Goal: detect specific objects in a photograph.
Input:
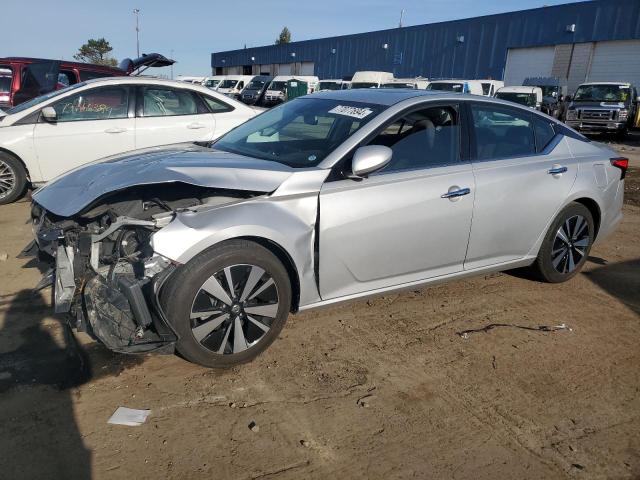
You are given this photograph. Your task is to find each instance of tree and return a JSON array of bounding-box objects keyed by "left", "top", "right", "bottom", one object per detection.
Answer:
[
  {"left": 275, "top": 27, "right": 291, "bottom": 45},
  {"left": 74, "top": 38, "right": 118, "bottom": 67}
]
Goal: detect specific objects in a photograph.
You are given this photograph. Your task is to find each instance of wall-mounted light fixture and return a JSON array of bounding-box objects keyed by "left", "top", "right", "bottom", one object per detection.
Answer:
[
  {"left": 331, "top": 48, "right": 336, "bottom": 54},
  {"left": 221, "top": 59, "right": 226, "bottom": 64},
  {"left": 382, "top": 43, "right": 389, "bottom": 50},
  {"left": 456, "top": 35, "right": 465, "bottom": 43},
  {"left": 290, "top": 52, "right": 296, "bottom": 58},
  {"left": 566, "top": 23, "right": 576, "bottom": 32},
  {"left": 250, "top": 56, "right": 255, "bottom": 61}
]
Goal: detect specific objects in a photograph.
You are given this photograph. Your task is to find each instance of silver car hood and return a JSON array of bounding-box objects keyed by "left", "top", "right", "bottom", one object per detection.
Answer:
[{"left": 32, "top": 144, "right": 297, "bottom": 217}]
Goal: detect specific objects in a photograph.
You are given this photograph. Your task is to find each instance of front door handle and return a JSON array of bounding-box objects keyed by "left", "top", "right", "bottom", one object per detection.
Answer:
[
  {"left": 441, "top": 187, "right": 471, "bottom": 199},
  {"left": 104, "top": 127, "right": 127, "bottom": 134},
  {"left": 187, "top": 122, "right": 206, "bottom": 129},
  {"left": 548, "top": 165, "right": 568, "bottom": 175}
]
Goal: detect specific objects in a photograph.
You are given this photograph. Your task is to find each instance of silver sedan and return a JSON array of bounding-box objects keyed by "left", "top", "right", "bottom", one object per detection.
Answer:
[{"left": 31, "top": 89, "right": 626, "bottom": 367}]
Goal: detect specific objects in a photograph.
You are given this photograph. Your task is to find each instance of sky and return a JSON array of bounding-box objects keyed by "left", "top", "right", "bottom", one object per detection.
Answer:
[{"left": 4, "top": 0, "right": 582, "bottom": 77}]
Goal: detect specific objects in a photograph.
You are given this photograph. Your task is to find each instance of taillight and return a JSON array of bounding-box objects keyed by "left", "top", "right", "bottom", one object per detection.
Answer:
[{"left": 610, "top": 157, "right": 629, "bottom": 179}]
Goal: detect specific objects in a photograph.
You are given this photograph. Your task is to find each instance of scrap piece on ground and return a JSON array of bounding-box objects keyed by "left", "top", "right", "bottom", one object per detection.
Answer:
[{"left": 107, "top": 407, "right": 151, "bottom": 426}]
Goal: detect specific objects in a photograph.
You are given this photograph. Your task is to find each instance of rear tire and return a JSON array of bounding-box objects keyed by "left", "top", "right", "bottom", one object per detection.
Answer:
[
  {"left": 161, "top": 240, "right": 292, "bottom": 368},
  {"left": 0, "top": 152, "right": 28, "bottom": 205},
  {"left": 530, "top": 202, "right": 594, "bottom": 283}
]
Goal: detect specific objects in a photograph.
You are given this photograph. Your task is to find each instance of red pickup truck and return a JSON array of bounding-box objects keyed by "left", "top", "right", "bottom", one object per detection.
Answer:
[{"left": 0, "top": 53, "right": 174, "bottom": 109}]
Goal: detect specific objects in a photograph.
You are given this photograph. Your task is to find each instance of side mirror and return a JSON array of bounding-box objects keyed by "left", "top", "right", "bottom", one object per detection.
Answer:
[
  {"left": 41, "top": 106, "right": 57, "bottom": 122},
  {"left": 351, "top": 145, "right": 393, "bottom": 179}
]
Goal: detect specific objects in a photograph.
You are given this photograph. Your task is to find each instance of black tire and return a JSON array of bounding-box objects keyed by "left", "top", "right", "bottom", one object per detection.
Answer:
[
  {"left": 530, "top": 202, "right": 594, "bottom": 283},
  {"left": 161, "top": 239, "right": 292, "bottom": 368},
  {"left": 0, "top": 152, "right": 28, "bottom": 205}
]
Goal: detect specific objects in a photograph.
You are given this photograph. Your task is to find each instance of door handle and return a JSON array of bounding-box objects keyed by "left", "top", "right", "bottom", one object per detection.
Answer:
[
  {"left": 441, "top": 187, "right": 471, "bottom": 199},
  {"left": 187, "top": 122, "right": 206, "bottom": 129},
  {"left": 548, "top": 166, "right": 568, "bottom": 175},
  {"left": 104, "top": 127, "right": 127, "bottom": 134}
]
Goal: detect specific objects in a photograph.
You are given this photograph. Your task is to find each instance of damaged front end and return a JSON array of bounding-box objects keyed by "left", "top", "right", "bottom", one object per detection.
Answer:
[{"left": 28, "top": 183, "right": 254, "bottom": 354}]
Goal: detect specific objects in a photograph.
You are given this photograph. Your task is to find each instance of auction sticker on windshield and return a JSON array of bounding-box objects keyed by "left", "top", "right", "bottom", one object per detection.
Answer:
[{"left": 329, "top": 105, "right": 374, "bottom": 119}]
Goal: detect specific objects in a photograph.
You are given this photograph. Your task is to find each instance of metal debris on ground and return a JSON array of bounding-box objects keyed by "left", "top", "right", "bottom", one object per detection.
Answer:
[
  {"left": 457, "top": 323, "right": 572, "bottom": 339},
  {"left": 107, "top": 407, "right": 151, "bottom": 426},
  {"left": 248, "top": 421, "right": 259, "bottom": 432}
]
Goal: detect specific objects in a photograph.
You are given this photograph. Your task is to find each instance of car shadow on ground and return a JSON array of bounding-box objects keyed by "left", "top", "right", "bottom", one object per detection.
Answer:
[
  {"left": 0, "top": 289, "right": 144, "bottom": 479},
  {"left": 582, "top": 258, "right": 640, "bottom": 316}
]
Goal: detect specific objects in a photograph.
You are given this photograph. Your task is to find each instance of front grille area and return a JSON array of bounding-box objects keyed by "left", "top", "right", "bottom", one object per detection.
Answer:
[{"left": 580, "top": 109, "right": 613, "bottom": 121}]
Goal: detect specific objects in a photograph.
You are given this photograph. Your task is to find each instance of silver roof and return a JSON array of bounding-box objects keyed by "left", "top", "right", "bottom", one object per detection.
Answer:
[{"left": 309, "top": 88, "right": 449, "bottom": 106}]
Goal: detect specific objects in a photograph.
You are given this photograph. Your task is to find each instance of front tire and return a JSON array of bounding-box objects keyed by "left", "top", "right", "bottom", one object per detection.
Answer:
[
  {"left": 161, "top": 240, "right": 292, "bottom": 368},
  {"left": 0, "top": 152, "right": 28, "bottom": 205},
  {"left": 531, "top": 202, "right": 594, "bottom": 283}
]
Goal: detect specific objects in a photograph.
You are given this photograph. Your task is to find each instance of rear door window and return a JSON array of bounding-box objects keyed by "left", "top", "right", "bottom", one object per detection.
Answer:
[
  {"left": 51, "top": 86, "right": 130, "bottom": 122},
  {"left": 533, "top": 116, "right": 556, "bottom": 152},
  {"left": 142, "top": 87, "right": 208, "bottom": 117},
  {"left": 471, "top": 104, "right": 535, "bottom": 160}
]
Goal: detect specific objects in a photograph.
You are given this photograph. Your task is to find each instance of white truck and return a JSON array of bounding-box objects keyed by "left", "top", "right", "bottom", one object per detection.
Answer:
[
  {"left": 202, "top": 76, "right": 225, "bottom": 90},
  {"left": 381, "top": 77, "right": 429, "bottom": 89},
  {"left": 216, "top": 75, "right": 255, "bottom": 98},
  {"left": 351, "top": 71, "right": 394, "bottom": 89},
  {"left": 494, "top": 86, "right": 543, "bottom": 110},
  {"left": 478, "top": 80, "right": 504, "bottom": 97},
  {"left": 426, "top": 79, "right": 484, "bottom": 96},
  {"left": 264, "top": 75, "right": 320, "bottom": 105},
  {"left": 318, "top": 79, "right": 351, "bottom": 91}
]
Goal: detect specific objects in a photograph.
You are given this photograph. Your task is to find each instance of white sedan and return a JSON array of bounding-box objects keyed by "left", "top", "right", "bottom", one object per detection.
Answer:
[{"left": 0, "top": 77, "right": 259, "bottom": 204}]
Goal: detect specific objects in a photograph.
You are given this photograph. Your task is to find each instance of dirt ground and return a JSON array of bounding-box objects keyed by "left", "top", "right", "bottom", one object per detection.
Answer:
[{"left": 1, "top": 136, "right": 639, "bottom": 480}]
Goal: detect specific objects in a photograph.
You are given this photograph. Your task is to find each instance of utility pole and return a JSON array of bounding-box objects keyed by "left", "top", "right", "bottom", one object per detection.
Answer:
[
  {"left": 133, "top": 8, "right": 140, "bottom": 58},
  {"left": 399, "top": 9, "right": 405, "bottom": 28}
]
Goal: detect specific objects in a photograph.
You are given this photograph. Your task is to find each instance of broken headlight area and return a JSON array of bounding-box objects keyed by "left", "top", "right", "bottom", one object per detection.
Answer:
[{"left": 28, "top": 183, "right": 254, "bottom": 354}]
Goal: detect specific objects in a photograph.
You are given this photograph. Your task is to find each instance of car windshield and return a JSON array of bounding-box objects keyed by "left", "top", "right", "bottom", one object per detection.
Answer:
[
  {"left": 538, "top": 85, "right": 558, "bottom": 97},
  {"left": 427, "top": 82, "right": 464, "bottom": 92},
  {"left": 214, "top": 97, "right": 385, "bottom": 167},
  {"left": 319, "top": 81, "right": 341, "bottom": 90},
  {"left": 204, "top": 79, "right": 220, "bottom": 87},
  {"left": 219, "top": 79, "right": 239, "bottom": 88},
  {"left": 247, "top": 80, "right": 266, "bottom": 90},
  {"left": 574, "top": 85, "right": 631, "bottom": 103},
  {"left": 495, "top": 92, "right": 536, "bottom": 107},
  {"left": 5, "top": 82, "right": 86, "bottom": 115},
  {"left": 351, "top": 82, "right": 378, "bottom": 89},
  {"left": 268, "top": 81, "right": 287, "bottom": 92}
]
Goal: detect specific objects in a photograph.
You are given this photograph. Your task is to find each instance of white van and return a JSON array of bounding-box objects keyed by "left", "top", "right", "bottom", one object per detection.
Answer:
[
  {"left": 478, "top": 80, "right": 504, "bottom": 97},
  {"left": 264, "top": 75, "right": 320, "bottom": 105},
  {"left": 351, "top": 71, "right": 395, "bottom": 89},
  {"left": 202, "top": 76, "right": 225, "bottom": 90},
  {"left": 176, "top": 76, "right": 206, "bottom": 84},
  {"left": 494, "top": 86, "right": 543, "bottom": 110},
  {"left": 216, "top": 75, "right": 255, "bottom": 98},
  {"left": 381, "top": 77, "right": 430, "bottom": 89},
  {"left": 426, "top": 80, "right": 484, "bottom": 96},
  {"left": 318, "top": 79, "right": 351, "bottom": 91}
]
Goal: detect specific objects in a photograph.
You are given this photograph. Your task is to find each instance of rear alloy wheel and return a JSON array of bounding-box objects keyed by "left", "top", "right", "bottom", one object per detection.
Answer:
[
  {"left": 162, "top": 240, "right": 291, "bottom": 367},
  {"left": 531, "top": 202, "right": 594, "bottom": 283},
  {"left": 0, "top": 153, "right": 28, "bottom": 205}
]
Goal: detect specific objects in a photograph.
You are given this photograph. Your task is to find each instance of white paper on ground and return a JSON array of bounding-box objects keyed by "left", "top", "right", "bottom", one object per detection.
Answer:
[{"left": 107, "top": 407, "right": 151, "bottom": 426}]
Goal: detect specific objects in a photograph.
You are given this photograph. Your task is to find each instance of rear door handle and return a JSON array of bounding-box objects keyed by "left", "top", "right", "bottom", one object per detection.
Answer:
[
  {"left": 104, "top": 127, "right": 127, "bottom": 134},
  {"left": 441, "top": 187, "right": 471, "bottom": 199},
  {"left": 187, "top": 122, "right": 206, "bottom": 129},
  {"left": 548, "top": 166, "right": 568, "bottom": 175}
]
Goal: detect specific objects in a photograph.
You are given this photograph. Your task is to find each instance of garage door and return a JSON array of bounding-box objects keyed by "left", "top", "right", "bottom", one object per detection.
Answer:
[
  {"left": 588, "top": 40, "right": 640, "bottom": 86},
  {"left": 503, "top": 46, "right": 555, "bottom": 86},
  {"left": 300, "top": 62, "right": 315, "bottom": 75}
]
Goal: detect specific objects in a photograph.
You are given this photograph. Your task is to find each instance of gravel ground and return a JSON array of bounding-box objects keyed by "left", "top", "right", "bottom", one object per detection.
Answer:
[{"left": 0, "top": 137, "right": 638, "bottom": 480}]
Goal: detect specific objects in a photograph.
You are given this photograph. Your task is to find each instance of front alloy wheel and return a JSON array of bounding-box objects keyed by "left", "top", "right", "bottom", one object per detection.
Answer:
[
  {"left": 190, "top": 264, "right": 279, "bottom": 355},
  {"left": 162, "top": 240, "right": 292, "bottom": 367}
]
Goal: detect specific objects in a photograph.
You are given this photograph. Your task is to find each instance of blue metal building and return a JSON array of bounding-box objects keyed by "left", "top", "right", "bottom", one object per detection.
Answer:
[{"left": 211, "top": 0, "right": 640, "bottom": 89}]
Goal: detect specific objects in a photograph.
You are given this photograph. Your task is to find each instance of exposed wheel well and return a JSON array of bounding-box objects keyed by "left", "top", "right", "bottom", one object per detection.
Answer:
[
  {"left": 573, "top": 197, "right": 601, "bottom": 239},
  {"left": 0, "top": 148, "right": 30, "bottom": 183},
  {"left": 238, "top": 236, "right": 301, "bottom": 313}
]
